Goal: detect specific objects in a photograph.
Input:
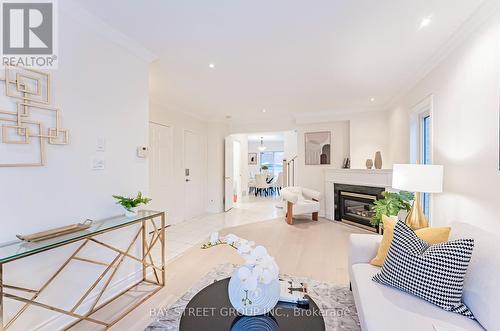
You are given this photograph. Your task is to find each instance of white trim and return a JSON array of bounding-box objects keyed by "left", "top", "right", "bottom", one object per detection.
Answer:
[
  {"left": 418, "top": 111, "right": 431, "bottom": 164},
  {"left": 60, "top": 0, "right": 158, "bottom": 63},
  {"left": 293, "top": 109, "right": 387, "bottom": 124},
  {"left": 149, "top": 120, "right": 173, "bottom": 130},
  {"left": 149, "top": 101, "right": 211, "bottom": 123},
  {"left": 410, "top": 95, "right": 433, "bottom": 163},
  {"left": 409, "top": 95, "right": 435, "bottom": 224}
]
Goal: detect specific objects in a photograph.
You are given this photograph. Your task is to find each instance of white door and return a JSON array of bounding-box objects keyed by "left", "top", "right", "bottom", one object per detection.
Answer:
[
  {"left": 184, "top": 130, "right": 204, "bottom": 220},
  {"left": 224, "top": 136, "right": 234, "bottom": 211},
  {"left": 149, "top": 122, "right": 174, "bottom": 219},
  {"left": 233, "top": 140, "right": 241, "bottom": 202}
]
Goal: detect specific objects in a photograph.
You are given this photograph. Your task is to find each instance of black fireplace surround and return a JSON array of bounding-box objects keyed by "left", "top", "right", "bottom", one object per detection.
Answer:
[{"left": 334, "top": 184, "right": 385, "bottom": 232}]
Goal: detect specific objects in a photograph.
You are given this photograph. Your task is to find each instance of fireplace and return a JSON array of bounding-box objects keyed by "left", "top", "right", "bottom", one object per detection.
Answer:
[{"left": 334, "top": 184, "right": 385, "bottom": 232}]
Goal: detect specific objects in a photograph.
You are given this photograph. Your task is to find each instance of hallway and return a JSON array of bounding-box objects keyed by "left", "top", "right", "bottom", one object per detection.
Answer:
[{"left": 166, "top": 195, "right": 285, "bottom": 262}]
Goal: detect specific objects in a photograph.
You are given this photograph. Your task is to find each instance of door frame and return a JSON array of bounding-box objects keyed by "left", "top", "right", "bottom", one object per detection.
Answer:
[
  {"left": 148, "top": 120, "right": 174, "bottom": 219},
  {"left": 224, "top": 136, "right": 234, "bottom": 212}
]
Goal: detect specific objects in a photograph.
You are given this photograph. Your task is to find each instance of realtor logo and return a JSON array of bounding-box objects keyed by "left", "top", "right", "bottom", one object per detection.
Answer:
[{"left": 1, "top": 0, "right": 58, "bottom": 68}]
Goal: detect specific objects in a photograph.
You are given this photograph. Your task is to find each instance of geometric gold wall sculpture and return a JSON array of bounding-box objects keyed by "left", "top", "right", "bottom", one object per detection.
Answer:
[{"left": 0, "top": 65, "right": 68, "bottom": 167}]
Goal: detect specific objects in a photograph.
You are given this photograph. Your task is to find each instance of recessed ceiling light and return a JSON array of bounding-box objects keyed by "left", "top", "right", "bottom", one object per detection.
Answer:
[
  {"left": 262, "top": 109, "right": 267, "bottom": 113},
  {"left": 370, "top": 98, "right": 375, "bottom": 102},
  {"left": 419, "top": 16, "right": 432, "bottom": 29},
  {"left": 209, "top": 63, "right": 215, "bottom": 69}
]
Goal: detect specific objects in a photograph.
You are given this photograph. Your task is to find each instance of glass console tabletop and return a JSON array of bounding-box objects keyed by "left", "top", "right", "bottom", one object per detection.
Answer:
[{"left": 0, "top": 210, "right": 163, "bottom": 263}]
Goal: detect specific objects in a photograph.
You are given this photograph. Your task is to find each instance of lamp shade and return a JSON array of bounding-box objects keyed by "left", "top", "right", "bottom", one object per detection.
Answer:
[{"left": 392, "top": 164, "right": 443, "bottom": 193}]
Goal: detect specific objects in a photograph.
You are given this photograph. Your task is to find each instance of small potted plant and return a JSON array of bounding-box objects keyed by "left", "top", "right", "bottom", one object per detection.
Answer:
[
  {"left": 112, "top": 192, "right": 151, "bottom": 217},
  {"left": 371, "top": 191, "right": 413, "bottom": 233}
]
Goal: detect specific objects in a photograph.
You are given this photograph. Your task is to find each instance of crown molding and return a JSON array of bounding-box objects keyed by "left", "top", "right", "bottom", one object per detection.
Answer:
[
  {"left": 61, "top": 0, "right": 158, "bottom": 63},
  {"left": 293, "top": 108, "right": 389, "bottom": 124},
  {"left": 149, "top": 99, "right": 213, "bottom": 123},
  {"left": 386, "top": 0, "right": 500, "bottom": 107}
]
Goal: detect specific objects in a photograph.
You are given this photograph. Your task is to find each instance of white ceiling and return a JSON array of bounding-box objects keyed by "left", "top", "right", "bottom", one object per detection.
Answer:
[{"left": 75, "top": 0, "right": 486, "bottom": 123}]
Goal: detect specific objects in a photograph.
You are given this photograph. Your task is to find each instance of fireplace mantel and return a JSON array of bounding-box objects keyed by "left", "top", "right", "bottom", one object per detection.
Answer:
[{"left": 324, "top": 169, "right": 393, "bottom": 220}]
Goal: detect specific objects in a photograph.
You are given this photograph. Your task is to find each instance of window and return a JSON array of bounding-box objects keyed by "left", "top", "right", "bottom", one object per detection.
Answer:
[
  {"left": 411, "top": 95, "right": 433, "bottom": 220},
  {"left": 260, "top": 151, "right": 284, "bottom": 177},
  {"left": 421, "top": 113, "right": 431, "bottom": 217}
]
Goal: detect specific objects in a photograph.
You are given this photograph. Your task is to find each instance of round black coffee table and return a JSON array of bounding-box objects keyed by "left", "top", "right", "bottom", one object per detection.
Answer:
[{"left": 179, "top": 278, "right": 325, "bottom": 330}]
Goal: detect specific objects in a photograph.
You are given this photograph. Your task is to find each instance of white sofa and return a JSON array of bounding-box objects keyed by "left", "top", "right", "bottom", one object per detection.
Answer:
[{"left": 349, "top": 222, "right": 499, "bottom": 331}]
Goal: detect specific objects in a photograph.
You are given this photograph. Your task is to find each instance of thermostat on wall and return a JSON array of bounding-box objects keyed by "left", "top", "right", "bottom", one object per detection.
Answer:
[{"left": 137, "top": 146, "right": 149, "bottom": 158}]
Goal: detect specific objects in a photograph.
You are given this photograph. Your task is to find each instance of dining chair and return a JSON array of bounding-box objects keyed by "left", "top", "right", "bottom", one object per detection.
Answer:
[
  {"left": 272, "top": 172, "right": 283, "bottom": 195},
  {"left": 248, "top": 178, "right": 256, "bottom": 195},
  {"left": 255, "top": 174, "right": 271, "bottom": 196}
]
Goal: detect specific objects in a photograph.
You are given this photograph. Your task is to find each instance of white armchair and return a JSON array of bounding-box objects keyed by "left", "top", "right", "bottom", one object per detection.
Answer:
[{"left": 281, "top": 186, "right": 322, "bottom": 225}]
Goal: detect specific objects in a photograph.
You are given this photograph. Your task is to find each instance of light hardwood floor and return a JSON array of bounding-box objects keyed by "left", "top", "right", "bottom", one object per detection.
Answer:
[{"left": 110, "top": 214, "right": 367, "bottom": 330}]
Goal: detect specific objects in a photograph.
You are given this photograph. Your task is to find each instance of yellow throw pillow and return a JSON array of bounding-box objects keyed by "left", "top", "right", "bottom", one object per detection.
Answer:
[{"left": 370, "top": 215, "right": 451, "bottom": 267}]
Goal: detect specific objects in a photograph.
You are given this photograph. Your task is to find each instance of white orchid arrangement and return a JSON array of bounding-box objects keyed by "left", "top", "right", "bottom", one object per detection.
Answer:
[{"left": 202, "top": 232, "right": 280, "bottom": 293}]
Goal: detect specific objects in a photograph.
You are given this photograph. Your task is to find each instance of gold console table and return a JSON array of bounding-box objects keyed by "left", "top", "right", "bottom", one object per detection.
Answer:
[{"left": 0, "top": 210, "right": 165, "bottom": 330}]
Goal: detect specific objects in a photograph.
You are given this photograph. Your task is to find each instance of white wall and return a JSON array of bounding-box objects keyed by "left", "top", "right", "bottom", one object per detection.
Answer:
[
  {"left": 388, "top": 10, "right": 500, "bottom": 233},
  {"left": 349, "top": 111, "right": 392, "bottom": 169},
  {"left": 0, "top": 4, "right": 151, "bottom": 329},
  {"left": 207, "top": 122, "right": 229, "bottom": 211},
  {"left": 150, "top": 57, "right": 228, "bottom": 217},
  {"left": 0, "top": 10, "right": 149, "bottom": 240},
  {"left": 284, "top": 130, "right": 298, "bottom": 161},
  {"left": 295, "top": 121, "right": 350, "bottom": 215},
  {"left": 230, "top": 134, "right": 249, "bottom": 197},
  {"left": 388, "top": 106, "right": 411, "bottom": 165},
  {"left": 149, "top": 102, "right": 209, "bottom": 224}
]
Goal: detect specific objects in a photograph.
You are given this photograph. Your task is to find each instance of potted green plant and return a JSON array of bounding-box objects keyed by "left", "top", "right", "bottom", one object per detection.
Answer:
[
  {"left": 371, "top": 191, "right": 414, "bottom": 230},
  {"left": 261, "top": 165, "right": 269, "bottom": 171},
  {"left": 112, "top": 192, "right": 151, "bottom": 217}
]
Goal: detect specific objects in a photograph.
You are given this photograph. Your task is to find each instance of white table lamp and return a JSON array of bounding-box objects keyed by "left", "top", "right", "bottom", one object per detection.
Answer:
[{"left": 392, "top": 164, "right": 443, "bottom": 229}]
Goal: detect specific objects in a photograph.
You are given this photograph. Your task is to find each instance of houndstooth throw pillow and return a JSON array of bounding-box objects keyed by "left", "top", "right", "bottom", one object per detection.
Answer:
[{"left": 373, "top": 221, "right": 475, "bottom": 318}]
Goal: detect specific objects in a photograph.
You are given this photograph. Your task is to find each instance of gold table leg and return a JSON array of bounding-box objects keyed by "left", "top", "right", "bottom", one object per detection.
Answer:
[
  {"left": 5, "top": 239, "right": 89, "bottom": 329},
  {"left": 1, "top": 264, "right": 3, "bottom": 331},
  {"left": 1, "top": 213, "right": 166, "bottom": 330},
  {"left": 161, "top": 214, "right": 166, "bottom": 285}
]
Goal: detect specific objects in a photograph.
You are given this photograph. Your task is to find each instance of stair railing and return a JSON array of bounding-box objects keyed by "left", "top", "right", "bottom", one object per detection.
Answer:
[{"left": 283, "top": 156, "right": 297, "bottom": 187}]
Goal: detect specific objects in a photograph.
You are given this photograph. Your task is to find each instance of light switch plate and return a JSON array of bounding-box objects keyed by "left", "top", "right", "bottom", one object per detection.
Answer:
[
  {"left": 96, "top": 138, "right": 106, "bottom": 152},
  {"left": 91, "top": 157, "right": 105, "bottom": 170}
]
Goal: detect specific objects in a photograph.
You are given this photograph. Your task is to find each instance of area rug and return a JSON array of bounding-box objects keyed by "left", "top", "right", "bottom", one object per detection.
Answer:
[{"left": 145, "top": 263, "right": 360, "bottom": 331}]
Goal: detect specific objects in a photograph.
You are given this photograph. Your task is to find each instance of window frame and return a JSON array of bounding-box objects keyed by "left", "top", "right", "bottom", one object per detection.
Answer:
[
  {"left": 419, "top": 111, "right": 431, "bottom": 164},
  {"left": 419, "top": 111, "right": 431, "bottom": 218},
  {"left": 410, "top": 95, "right": 434, "bottom": 222}
]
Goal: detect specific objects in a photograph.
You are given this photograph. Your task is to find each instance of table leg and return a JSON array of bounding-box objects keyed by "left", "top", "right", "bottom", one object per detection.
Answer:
[
  {"left": 0, "top": 263, "right": 3, "bottom": 331},
  {"left": 142, "top": 219, "right": 146, "bottom": 282},
  {"left": 161, "top": 213, "right": 165, "bottom": 286}
]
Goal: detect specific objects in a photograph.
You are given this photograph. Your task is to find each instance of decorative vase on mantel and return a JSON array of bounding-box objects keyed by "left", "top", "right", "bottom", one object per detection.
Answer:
[
  {"left": 365, "top": 159, "right": 373, "bottom": 169},
  {"left": 374, "top": 151, "right": 382, "bottom": 169}
]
